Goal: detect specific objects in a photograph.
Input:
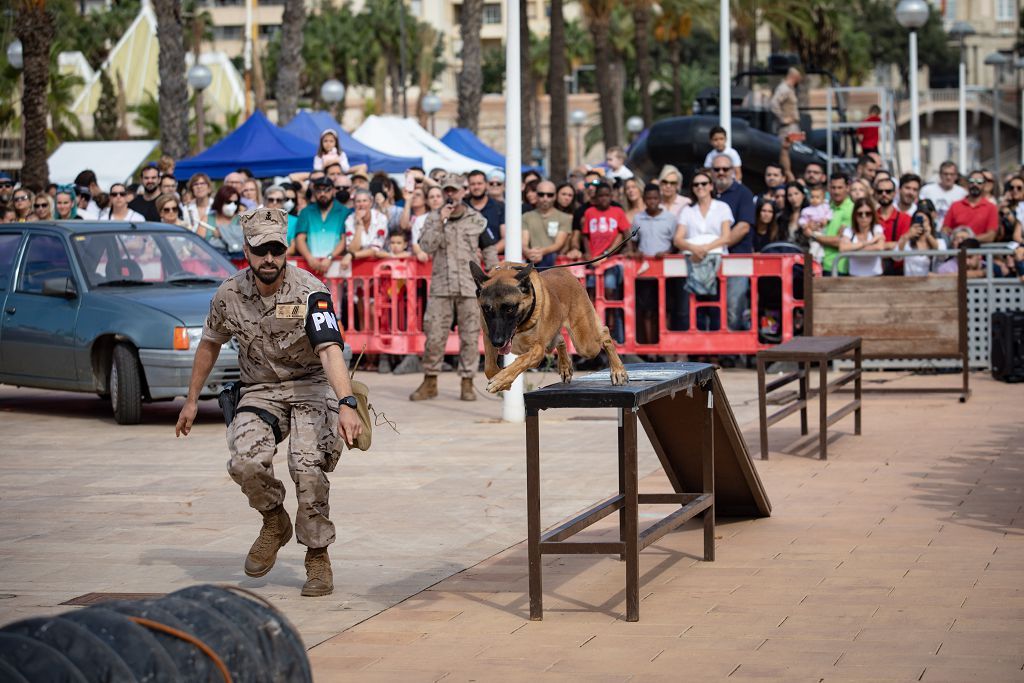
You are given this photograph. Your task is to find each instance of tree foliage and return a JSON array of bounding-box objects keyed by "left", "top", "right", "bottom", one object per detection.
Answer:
[{"left": 94, "top": 70, "right": 120, "bottom": 140}]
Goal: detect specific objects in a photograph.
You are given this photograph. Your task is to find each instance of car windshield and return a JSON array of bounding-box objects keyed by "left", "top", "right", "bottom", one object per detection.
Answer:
[{"left": 72, "top": 230, "right": 235, "bottom": 288}]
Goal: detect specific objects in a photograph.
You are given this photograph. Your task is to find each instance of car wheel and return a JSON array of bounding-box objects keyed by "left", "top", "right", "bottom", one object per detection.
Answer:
[{"left": 110, "top": 344, "right": 143, "bottom": 425}]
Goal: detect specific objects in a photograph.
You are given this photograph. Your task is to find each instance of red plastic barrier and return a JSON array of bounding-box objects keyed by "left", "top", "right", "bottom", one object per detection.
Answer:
[{"left": 283, "top": 254, "right": 815, "bottom": 356}]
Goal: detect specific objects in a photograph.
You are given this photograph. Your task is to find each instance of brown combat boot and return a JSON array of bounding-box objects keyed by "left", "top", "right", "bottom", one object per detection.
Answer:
[
  {"left": 301, "top": 547, "right": 334, "bottom": 597},
  {"left": 460, "top": 377, "right": 476, "bottom": 401},
  {"left": 409, "top": 375, "right": 438, "bottom": 401},
  {"left": 244, "top": 505, "right": 292, "bottom": 577}
]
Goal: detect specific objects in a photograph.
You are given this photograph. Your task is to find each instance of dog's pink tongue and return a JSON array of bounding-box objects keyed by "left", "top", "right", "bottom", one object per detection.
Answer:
[{"left": 499, "top": 341, "right": 513, "bottom": 354}]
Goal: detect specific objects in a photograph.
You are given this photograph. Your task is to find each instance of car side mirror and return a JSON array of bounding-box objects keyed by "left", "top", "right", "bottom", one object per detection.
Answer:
[{"left": 42, "top": 276, "right": 78, "bottom": 299}]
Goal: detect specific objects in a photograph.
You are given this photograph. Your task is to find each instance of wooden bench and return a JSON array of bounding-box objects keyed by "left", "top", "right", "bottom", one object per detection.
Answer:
[
  {"left": 756, "top": 336, "right": 862, "bottom": 460},
  {"left": 803, "top": 251, "right": 970, "bottom": 402}
]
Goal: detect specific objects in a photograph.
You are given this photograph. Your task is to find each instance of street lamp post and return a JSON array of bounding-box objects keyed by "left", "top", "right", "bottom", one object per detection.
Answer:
[
  {"left": 626, "top": 115, "right": 644, "bottom": 143},
  {"left": 320, "top": 79, "right": 346, "bottom": 122},
  {"left": 949, "top": 21, "right": 976, "bottom": 172},
  {"left": 188, "top": 63, "right": 213, "bottom": 153},
  {"left": 896, "top": 0, "right": 929, "bottom": 175},
  {"left": 570, "top": 109, "right": 587, "bottom": 168},
  {"left": 984, "top": 52, "right": 1010, "bottom": 177},
  {"left": 421, "top": 93, "right": 442, "bottom": 136}
]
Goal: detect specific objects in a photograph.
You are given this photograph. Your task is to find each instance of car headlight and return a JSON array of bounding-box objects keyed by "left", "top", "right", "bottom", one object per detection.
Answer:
[{"left": 173, "top": 326, "right": 205, "bottom": 351}]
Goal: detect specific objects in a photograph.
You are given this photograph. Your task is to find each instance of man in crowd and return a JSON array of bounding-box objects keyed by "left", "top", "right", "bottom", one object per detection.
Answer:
[
  {"left": 175, "top": 208, "right": 362, "bottom": 598},
  {"left": 160, "top": 174, "right": 179, "bottom": 197},
  {"left": 919, "top": 161, "right": 966, "bottom": 229},
  {"left": 410, "top": 175, "right": 487, "bottom": 402},
  {"left": 810, "top": 173, "right": 853, "bottom": 275},
  {"left": 129, "top": 164, "right": 161, "bottom": 221},
  {"left": 333, "top": 173, "right": 354, "bottom": 210},
  {"left": 855, "top": 155, "right": 878, "bottom": 186},
  {"left": 874, "top": 176, "right": 911, "bottom": 244},
  {"left": 770, "top": 67, "right": 802, "bottom": 140},
  {"left": 764, "top": 163, "right": 785, "bottom": 193},
  {"left": 295, "top": 176, "right": 351, "bottom": 274},
  {"left": 802, "top": 161, "right": 826, "bottom": 189},
  {"left": 711, "top": 155, "right": 755, "bottom": 331},
  {"left": 631, "top": 183, "right": 680, "bottom": 341},
  {"left": 486, "top": 170, "right": 505, "bottom": 202},
  {"left": 0, "top": 173, "right": 14, "bottom": 209},
  {"left": 223, "top": 171, "right": 250, "bottom": 208},
  {"left": 944, "top": 169, "right": 999, "bottom": 241},
  {"left": 465, "top": 169, "right": 504, "bottom": 269},
  {"left": 522, "top": 180, "right": 570, "bottom": 267},
  {"left": 897, "top": 173, "right": 920, "bottom": 216}
]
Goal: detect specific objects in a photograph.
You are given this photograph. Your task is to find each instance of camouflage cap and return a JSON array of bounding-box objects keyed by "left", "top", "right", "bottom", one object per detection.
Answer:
[
  {"left": 441, "top": 173, "right": 463, "bottom": 190},
  {"left": 240, "top": 207, "right": 288, "bottom": 247}
]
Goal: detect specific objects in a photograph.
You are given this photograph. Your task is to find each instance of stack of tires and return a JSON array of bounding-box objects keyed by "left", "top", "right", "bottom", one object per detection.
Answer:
[{"left": 0, "top": 585, "right": 311, "bottom": 682}]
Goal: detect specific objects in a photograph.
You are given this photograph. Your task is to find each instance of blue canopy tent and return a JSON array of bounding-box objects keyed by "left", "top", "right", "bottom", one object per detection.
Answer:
[
  {"left": 440, "top": 127, "right": 544, "bottom": 173},
  {"left": 282, "top": 111, "right": 422, "bottom": 173},
  {"left": 175, "top": 111, "right": 316, "bottom": 179}
]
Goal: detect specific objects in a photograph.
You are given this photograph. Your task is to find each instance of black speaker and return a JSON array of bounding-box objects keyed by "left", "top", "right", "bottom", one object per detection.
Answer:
[{"left": 991, "top": 311, "right": 1024, "bottom": 383}]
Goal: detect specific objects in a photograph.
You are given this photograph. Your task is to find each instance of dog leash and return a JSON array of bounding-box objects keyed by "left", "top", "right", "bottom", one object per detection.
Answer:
[{"left": 535, "top": 226, "right": 641, "bottom": 271}]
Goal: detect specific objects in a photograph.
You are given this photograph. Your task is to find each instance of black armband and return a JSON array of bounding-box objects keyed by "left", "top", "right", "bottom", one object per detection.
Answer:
[{"left": 305, "top": 291, "right": 343, "bottom": 348}]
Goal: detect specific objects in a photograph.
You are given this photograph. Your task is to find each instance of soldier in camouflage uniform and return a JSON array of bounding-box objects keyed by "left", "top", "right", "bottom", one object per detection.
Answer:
[
  {"left": 175, "top": 208, "right": 362, "bottom": 597},
  {"left": 410, "top": 174, "right": 487, "bottom": 402}
]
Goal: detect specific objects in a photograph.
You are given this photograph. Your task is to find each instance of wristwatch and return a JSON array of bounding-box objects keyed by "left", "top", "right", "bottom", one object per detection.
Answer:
[{"left": 338, "top": 395, "right": 358, "bottom": 410}]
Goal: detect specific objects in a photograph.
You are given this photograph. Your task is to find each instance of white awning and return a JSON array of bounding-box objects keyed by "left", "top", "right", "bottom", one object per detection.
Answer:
[
  {"left": 352, "top": 116, "right": 493, "bottom": 174},
  {"left": 47, "top": 140, "right": 159, "bottom": 190}
]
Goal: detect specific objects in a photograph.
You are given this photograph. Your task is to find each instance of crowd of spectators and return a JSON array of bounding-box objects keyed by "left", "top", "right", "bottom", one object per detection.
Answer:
[{"left": 1, "top": 121, "right": 1022, "bottom": 349}]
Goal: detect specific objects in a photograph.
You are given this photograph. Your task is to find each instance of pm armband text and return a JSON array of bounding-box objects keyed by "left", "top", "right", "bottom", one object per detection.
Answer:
[{"left": 305, "top": 292, "right": 343, "bottom": 347}]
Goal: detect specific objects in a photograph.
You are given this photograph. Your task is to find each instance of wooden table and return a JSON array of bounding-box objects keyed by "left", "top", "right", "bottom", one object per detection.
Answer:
[
  {"left": 523, "top": 363, "right": 718, "bottom": 622},
  {"left": 756, "top": 336, "right": 862, "bottom": 460}
]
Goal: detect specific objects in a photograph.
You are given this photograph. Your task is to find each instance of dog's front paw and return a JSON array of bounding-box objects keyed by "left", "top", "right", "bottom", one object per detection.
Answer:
[
  {"left": 610, "top": 366, "right": 629, "bottom": 386},
  {"left": 486, "top": 376, "right": 512, "bottom": 393},
  {"left": 559, "top": 366, "right": 574, "bottom": 384}
]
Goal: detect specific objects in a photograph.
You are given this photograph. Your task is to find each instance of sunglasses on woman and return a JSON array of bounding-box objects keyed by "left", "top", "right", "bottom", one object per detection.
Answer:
[
  {"left": 249, "top": 241, "right": 287, "bottom": 257},
  {"left": 692, "top": 180, "right": 711, "bottom": 188},
  {"left": 13, "top": 195, "right": 28, "bottom": 202},
  {"left": 265, "top": 197, "right": 284, "bottom": 205},
  {"left": 161, "top": 205, "right": 179, "bottom": 213},
  {"left": 109, "top": 191, "right": 127, "bottom": 197},
  {"left": 855, "top": 210, "right": 873, "bottom": 217},
  {"left": 34, "top": 202, "right": 49, "bottom": 209}
]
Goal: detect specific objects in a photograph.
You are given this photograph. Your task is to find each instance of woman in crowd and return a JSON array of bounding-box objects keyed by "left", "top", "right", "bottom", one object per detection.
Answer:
[
  {"left": 839, "top": 197, "right": 886, "bottom": 276},
  {"left": 345, "top": 188, "right": 390, "bottom": 260},
  {"left": 897, "top": 210, "right": 941, "bottom": 276},
  {"left": 522, "top": 179, "right": 539, "bottom": 213},
  {"left": 209, "top": 185, "right": 240, "bottom": 251},
  {"left": 54, "top": 188, "right": 78, "bottom": 219},
  {"left": 779, "top": 183, "right": 808, "bottom": 246},
  {"left": 410, "top": 185, "right": 443, "bottom": 263},
  {"left": 155, "top": 193, "right": 186, "bottom": 228},
  {"left": 184, "top": 173, "right": 215, "bottom": 238},
  {"left": 241, "top": 178, "right": 262, "bottom": 208},
  {"left": 32, "top": 194, "right": 54, "bottom": 221},
  {"left": 99, "top": 183, "right": 145, "bottom": 221},
  {"left": 11, "top": 188, "right": 34, "bottom": 221},
  {"left": 752, "top": 198, "right": 784, "bottom": 252},
  {"left": 622, "top": 177, "right": 645, "bottom": 225},
  {"left": 674, "top": 169, "right": 733, "bottom": 331},
  {"left": 849, "top": 178, "right": 873, "bottom": 203},
  {"left": 555, "top": 182, "right": 578, "bottom": 216}
]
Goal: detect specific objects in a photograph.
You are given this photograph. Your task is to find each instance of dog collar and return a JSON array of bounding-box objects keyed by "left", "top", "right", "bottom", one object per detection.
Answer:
[{"left": 517, "top": 278, "right": 538, "bottom": 331}]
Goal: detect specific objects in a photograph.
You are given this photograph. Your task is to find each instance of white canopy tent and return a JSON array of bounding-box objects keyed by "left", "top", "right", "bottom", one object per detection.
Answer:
[
  {"left": 48, "top": 140, "right": 159, "bottom": 190},
  {"left": 352, "top": 116, "right": 495, "bottom": 174}
]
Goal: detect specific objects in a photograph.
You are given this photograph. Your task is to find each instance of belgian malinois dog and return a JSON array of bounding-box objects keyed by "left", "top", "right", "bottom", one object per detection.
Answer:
[{"left": 469, "top": 261, "right": 629, "bottom": 393}]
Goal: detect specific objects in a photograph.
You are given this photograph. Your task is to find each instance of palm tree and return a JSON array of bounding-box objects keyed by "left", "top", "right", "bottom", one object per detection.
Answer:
[
  {"left": 632, "top": 0, "right": 654, "bottom": 128},
  {"left": 14, "top": 0, "right": 54, "bottom": 189},
  {"left": 274, "top": 0, "right": 301, "bottom": 123},
  {"left": 47, "top": 47, "right": 84, "bottom": 147},
  {"left": 548, "top": 0, "right": 568, "bottom": 179},
  {"left": 457, "top": 0, "right": 483, "bottom": 132},
  {"left": 153, "top": 0, "right": 189, "bottom": 159},
  {"left": 580, "top": 0, "right": 620, "bottom": 150}
]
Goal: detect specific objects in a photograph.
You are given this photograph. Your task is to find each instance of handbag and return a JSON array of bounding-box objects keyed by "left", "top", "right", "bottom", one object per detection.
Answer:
[{"left": 684, "top": 253, "right": 721, "bottom": 297}]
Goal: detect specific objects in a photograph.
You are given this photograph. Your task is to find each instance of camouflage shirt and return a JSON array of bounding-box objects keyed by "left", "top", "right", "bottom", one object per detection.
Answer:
[
  {"left": 419, "top": 206, "right": 487, "bottom": 297},
  {"left": 203, "top": 265, "right": 342, "bottom": 384}
]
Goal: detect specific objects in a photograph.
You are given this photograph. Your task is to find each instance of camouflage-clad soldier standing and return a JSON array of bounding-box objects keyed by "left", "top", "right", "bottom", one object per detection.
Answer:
[
  {"left": 176, "top": 208, "right": 362, "bottom": 597},
  {"left": 410, "top": 174, "right": 487, "bottom": 402}
]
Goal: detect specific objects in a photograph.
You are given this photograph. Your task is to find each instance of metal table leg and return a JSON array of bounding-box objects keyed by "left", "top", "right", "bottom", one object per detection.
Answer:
[
  {"left": 526, "top": 410, "right": 543, "bottom": 620},
  {"left": 623, "top": 408, "right": 639, "bottom": 621},
  {"left": 703, "top": 385, "right": 716, "bottom": 562}
]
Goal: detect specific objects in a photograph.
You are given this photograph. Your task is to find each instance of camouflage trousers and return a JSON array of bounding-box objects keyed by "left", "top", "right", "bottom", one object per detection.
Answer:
[
  {"left": 226, "top": 375, "right": 339, "bottom": 549},
  {"left": 422, "top": 295, "right": 480, "bottom": 378}
]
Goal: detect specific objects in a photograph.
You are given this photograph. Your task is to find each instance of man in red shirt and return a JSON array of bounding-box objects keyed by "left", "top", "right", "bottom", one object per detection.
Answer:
[
  {"left": 858, "top": 104, "right": 881, "bottom": 155},
  {"left": 874, "top": 177, "right": 911, "bottom": 245},
  {"left": 944, "top": 170, "right": 999, "bottom": 241},
  {"left": 581, "top": 182, "right": 630, "bottom": 257}
]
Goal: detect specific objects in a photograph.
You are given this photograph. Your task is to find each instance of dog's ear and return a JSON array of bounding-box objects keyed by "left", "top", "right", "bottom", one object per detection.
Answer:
[
  {"left": 514, "top": 262, "right": 534, "bottom": 294},
  {"left": 469, "top": 261, "right": 489, "bottom": 290}
]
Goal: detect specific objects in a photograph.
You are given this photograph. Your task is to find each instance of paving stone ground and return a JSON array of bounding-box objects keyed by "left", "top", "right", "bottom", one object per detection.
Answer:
[{"left": 1, "top": 367, "right": 1022, "bottom": 682}]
